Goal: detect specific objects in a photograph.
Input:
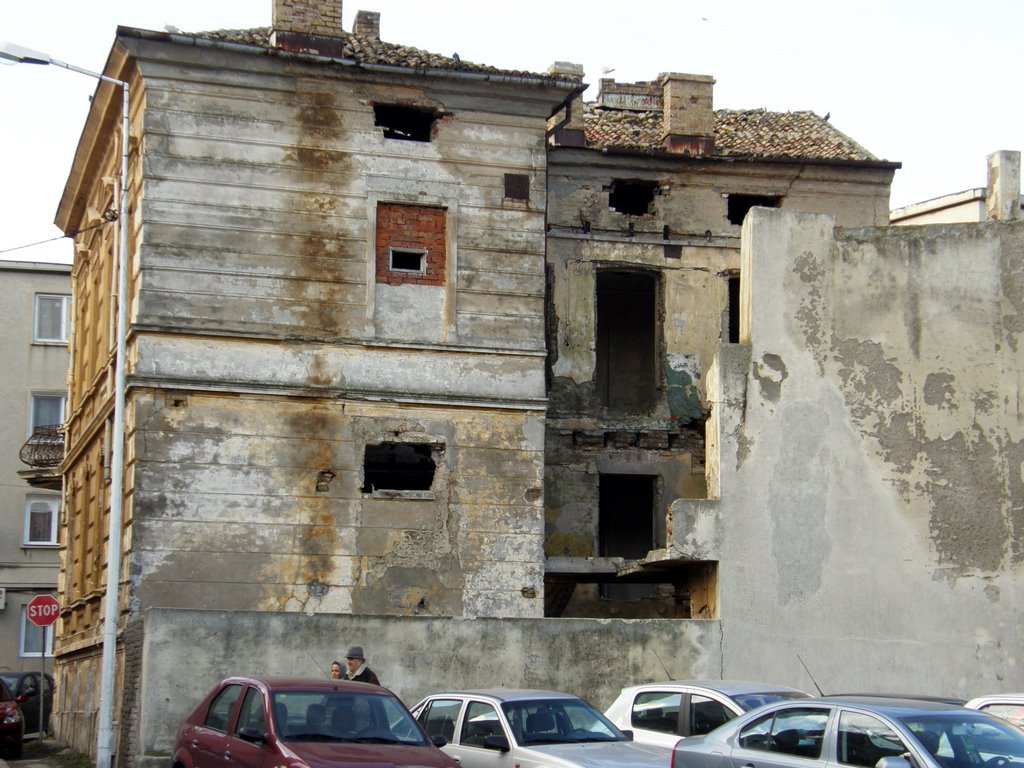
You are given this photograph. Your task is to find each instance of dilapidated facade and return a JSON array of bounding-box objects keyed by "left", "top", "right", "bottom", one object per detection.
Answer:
[
  {"left": 542, "top": 74, "right": 898, "bottom": 618},
  {"left": 45, "top": 0, "right": 1024, "bottom": 764},
  {"left": 52, "top": 0, "right": 580, "bottom": 756}
]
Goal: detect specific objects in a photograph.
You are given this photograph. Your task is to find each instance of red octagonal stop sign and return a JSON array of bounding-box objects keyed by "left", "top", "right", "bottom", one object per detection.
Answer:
[{"left": 27, "top": 594, "right": 60, "bottom": 627}]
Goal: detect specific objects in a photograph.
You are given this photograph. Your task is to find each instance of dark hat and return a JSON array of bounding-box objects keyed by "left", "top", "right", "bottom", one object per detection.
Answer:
[{"left": 345, "top": 646, "right": 365, "bottom": 660}]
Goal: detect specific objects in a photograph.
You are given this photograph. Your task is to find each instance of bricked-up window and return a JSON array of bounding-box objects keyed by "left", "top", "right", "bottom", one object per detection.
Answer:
[
  {"left": 373, "top": 104, "right": 439, "bottom": 142},
  {"left": 376, "top": 204, "right": 447, "bottom": 287},
  {"left": 609, "top": 180, "right": 657, "bottom": 215},
  {"left": 362, "top": 443, "right": 436, "bottom": 492},
  {"left": 727, "top": 194, "right": 780, "bottom": 225}
]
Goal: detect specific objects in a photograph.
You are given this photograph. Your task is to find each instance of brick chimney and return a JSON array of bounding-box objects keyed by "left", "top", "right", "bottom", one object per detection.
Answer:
[
  {"left": 660, "top": 72, "right": 715, "bottom": 156},
  {"left": 271, "top": 0, "right": 346, "bottom": 56},
  {"left": 353, "top": 10, "right": 380, "bottom": 39}
]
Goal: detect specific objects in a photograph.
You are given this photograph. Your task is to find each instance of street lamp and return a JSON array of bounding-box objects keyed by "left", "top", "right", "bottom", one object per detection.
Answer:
[{"left": 1, "top": 40, "right": 129, "bottom": 768}]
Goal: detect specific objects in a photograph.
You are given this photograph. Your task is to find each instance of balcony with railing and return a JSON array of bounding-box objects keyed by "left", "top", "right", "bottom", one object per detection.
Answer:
[{"left": 19, "top": 425, "right": 64, "bottom": 490}]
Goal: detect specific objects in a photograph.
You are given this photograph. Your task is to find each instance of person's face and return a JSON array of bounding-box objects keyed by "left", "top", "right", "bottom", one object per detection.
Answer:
[
  {"left": 346, "top": 657, "right": 361, "bottom": 673},
  {"left": 330, "top": 663, "right": 342, "bottom": 679}
]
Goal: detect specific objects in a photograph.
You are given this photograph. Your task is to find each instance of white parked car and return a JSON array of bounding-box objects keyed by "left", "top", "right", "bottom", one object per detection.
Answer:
[
  {"left": 605, "top": 680, "right": 809, "bottom": 749},
  {"left": 966, "top": 694, "right": 1024, "bottom": 728},
  {"left": 411, "top": 689, "right": 670, "bottom": 768}
]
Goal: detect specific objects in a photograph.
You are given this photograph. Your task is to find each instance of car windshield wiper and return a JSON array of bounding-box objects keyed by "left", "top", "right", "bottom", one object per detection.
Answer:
[{"left": 353, "top": 735, "right": 402, "bottom": 744}]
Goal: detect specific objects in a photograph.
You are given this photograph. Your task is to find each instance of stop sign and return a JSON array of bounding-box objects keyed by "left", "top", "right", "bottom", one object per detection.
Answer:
[{"left": 27, "top": 594, "right": 60, "bottom": 627}]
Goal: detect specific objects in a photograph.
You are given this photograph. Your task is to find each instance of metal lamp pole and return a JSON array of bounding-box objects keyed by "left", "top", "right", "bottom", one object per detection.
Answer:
[{"left": 0, "top": 41, "right": 130, "bottom": 768}]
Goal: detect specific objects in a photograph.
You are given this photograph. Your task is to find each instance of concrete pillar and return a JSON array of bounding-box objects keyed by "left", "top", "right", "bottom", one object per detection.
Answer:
[{"left": 986, "top": 150, "right": 1021, "bottom": 221}]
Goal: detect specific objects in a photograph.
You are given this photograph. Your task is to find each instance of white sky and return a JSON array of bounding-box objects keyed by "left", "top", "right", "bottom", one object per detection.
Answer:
[{"left": 1, "top": 0, "right": 1021, "bottom": 265}]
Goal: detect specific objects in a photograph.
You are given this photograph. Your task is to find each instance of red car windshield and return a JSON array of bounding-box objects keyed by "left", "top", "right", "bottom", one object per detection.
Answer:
[{"left": 272, "top": 690, "right": 429, "bottom": 746}]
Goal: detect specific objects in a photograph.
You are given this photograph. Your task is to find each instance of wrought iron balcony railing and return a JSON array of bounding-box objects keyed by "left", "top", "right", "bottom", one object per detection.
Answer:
[{"left": 20, "top": 425, "right": 65, "bottom": 469}]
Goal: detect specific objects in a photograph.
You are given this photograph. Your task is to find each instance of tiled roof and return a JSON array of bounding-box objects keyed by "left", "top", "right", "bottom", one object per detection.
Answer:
[
  {"left": 583, "top": 104, "right": 877, "bottom": 162},
  {"left": 194, "top": 26, "right": 569, "bottom": 81}
]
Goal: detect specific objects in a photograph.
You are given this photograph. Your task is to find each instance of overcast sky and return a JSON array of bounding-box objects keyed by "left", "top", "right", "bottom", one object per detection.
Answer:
[{"left": 1, "top": 0, "right": 1020, "bottom": 264}]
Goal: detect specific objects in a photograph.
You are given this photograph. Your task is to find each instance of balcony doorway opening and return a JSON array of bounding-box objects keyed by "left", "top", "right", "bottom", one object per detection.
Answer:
[
  {"left": 596, "top": 270, "right": 657, "bottom": 414},
  {"left": 599, "top": 473, "right": 657, "bottom": 600}
]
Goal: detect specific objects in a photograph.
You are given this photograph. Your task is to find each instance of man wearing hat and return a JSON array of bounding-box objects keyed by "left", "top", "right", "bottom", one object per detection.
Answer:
[{"left": 343, "top": 646, "right": 381, "bottom": 686}]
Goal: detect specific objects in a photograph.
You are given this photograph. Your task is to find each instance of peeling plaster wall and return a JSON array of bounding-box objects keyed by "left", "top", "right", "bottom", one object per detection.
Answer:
[
  {"left": 685, "top": 209, "right": 1024, "bottom": 695},
  {"left": 128, "top": 391, "right": 547, "bottom": 619}
]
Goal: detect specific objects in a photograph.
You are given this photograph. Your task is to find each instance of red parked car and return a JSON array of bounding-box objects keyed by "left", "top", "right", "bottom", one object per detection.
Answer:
[
  {"left": 172, "top": 676, "right": 458, "bottom": 768},
  {"left": 0, "top": 676, "right": 25, "bottom": 760}
]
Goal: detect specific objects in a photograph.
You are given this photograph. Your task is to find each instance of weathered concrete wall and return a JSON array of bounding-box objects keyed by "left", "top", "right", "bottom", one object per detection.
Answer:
[
  {"left": 676, "top": 209, "right": 1024, "bottom": 696},
  {"left": 128, "top": 391, "right": 546, "bottom": 619},
  {"left": 132, "top": 608, "right": 720, "bottom": 768}
]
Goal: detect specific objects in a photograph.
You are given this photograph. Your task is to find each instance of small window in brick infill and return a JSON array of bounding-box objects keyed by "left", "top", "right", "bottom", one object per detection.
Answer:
[
  {"left": 373, "top": 104, "right": 439, "bottom": 142},
  {"left": 390, "top": 248, "right": 427, "bottom": 273},
  {"left": 727, "top": 194, "right": 780, "bottom": 225},
  {"left": 362, "top": 442, "right": 437, "bottom": 492},
  {"left": 609, "top": 180, "right": 657, "bottom": 215}
]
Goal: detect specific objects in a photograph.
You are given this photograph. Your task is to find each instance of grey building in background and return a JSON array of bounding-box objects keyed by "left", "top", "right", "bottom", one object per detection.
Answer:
[{"left": 0, "top": 260, "right": 70, "bottom": 673}]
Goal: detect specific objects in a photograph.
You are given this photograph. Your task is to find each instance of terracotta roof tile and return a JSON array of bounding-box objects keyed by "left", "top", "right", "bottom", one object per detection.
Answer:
[
  {"left": 583, "top": 104, "right": 877, "bottom": 161},
  {"left": 194, "top": 26, "right": 569, "bottom": 81}
]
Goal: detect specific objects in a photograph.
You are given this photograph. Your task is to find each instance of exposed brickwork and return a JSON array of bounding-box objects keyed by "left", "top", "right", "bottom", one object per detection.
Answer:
[
  {"left": 375, "top": 203, "right": 447, "bottom": 287},
  {"left": 117, "top": 618, "right": 146, "bottom": 768},
  {"left": 272, "top": 0, "right": 344, "bottom": 37}
]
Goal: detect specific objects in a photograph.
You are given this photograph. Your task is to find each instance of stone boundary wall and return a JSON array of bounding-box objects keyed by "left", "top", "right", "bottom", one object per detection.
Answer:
[{"left": 135, "top": 608, "right": 720, "bottom": 768}]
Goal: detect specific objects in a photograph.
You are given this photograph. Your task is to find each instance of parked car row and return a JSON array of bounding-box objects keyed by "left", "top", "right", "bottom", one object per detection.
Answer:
[{"left": 168, "top": 676, "right": 1024, "bottom": 768}]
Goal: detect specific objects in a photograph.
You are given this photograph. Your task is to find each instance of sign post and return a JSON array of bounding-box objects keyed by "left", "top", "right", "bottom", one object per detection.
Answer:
[{"left": 27, "top": 594, "right": 59, "bottom": 741}]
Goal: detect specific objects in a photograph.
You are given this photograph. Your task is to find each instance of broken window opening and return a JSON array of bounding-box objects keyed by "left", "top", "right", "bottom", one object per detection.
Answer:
[
  {"left": 599, "top": 473, "right": 658, "bottom": 600},
  {"left": 373, "top": 104, "right": 439, "bottom": 142},
  {"left": 362, "top": 442, "right": 437, "bottom": 492},
  {"left": 504, "top": 173, "right": 530, "bottom": 201},
  {"left": 727, "top": 273, "right": 740, "bottom": 343},
  {"left": 609, "top": 180, "right": 657, "bottom": 215},
  {"left": 389, "top": 248, "right": 427, "bottom": 273},
  {"left": 596, "top": 270, "right": 658, "bottom": 413},
  {"left": 727, "top": 194, "right": 781, "bottom": 225}
]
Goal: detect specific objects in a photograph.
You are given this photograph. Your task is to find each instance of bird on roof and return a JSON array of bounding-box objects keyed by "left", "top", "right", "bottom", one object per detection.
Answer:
[{"left": 823, "top": 112, "right": 830, "bottom": 121}]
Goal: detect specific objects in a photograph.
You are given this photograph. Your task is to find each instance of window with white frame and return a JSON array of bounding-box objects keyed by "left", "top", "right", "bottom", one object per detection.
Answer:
[
  {"left": 24, "top": 495, "right": 60, "bottom": 546},
  {"left": 34, "top": 294, "right": 72, "bottom": 343},
  {"left": 30, "top": 393, "right": 65, "bottom": 433},
  {"left": 19, "top": 608, "right": 55, "bottom": 657}
]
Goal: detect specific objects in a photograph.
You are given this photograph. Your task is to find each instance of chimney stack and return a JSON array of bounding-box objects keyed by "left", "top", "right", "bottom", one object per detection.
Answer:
[
  {"left": 353, "top": 10, "right": 380, "bottom": 39},
  {"left": 271, "top": 0, "right": 346, "bottom": 56},
  {"left": 986, "top": 150, "right": 1021, "bottom": 222},
  {"left": 660, "top": 72, "right": 715, "bottom": 156}
]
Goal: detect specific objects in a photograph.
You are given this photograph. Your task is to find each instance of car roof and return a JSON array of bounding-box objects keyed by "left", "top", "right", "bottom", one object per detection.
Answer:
[
  {"left": 828, "top": 693, "right": 965, "bottom": 706},
  {"left": 803, "top": 696, "right": 972, "bottom": 714},
  {"left": 424, "top": 689, "right": 581, "bottom": 702},
  {"left": 621, "top": 680, "right": 807, "bottom": 696},
  {"left": 221, "top": 676, "right": 392, "bottom": 694},
  {"left": 967, "top": 695, "right": 1024, "bottom": 706}
]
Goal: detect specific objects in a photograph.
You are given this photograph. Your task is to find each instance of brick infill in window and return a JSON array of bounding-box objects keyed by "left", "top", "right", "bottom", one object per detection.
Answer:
[{"left": 375, "top": 203, "right": 447, "bottom": 286}]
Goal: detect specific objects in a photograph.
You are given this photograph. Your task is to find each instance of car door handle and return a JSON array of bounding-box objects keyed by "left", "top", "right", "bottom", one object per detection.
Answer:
[
  {"left": 190, "top": 739, "right": 199, "bottom": 747},
  {"left": 224, "top": 751, "right": 232, "bottom": 760}
]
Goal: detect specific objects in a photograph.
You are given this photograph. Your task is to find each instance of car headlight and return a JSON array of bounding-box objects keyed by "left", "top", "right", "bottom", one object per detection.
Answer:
[{"left": 2, "top": 709, "right": 23, "bottom": 724}]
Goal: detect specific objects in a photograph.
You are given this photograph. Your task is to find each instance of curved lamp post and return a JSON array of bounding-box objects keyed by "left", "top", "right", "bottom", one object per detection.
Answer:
[{"left": 0, "top": 40, "right": 129, "bottom": 768}]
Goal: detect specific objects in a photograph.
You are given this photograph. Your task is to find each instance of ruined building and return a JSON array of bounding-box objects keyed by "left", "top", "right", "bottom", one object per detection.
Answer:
[
  {"left": 38, "top": 0, "right": 1024, "bottom": 765},
  {"left": 543, "top": 75, "right": 896, "bottom": 617}
]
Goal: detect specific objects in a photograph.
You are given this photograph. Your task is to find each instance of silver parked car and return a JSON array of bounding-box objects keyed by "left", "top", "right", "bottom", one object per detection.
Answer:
[
  {"left": 411, "top": 689, "right": 670, "bottom": 768},
  {"left": 966, "top": 694, "right": 1024, "bottom": 728},
  {"left": 670, "top": 695, "right": 1024, "bottom": 768},
  {"left": 605, "top": 680, "right": 809, "bottom": 749}
]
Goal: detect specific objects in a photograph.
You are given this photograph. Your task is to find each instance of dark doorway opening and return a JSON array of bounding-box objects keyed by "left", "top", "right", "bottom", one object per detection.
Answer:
[
  {"left": 596, "top": 270, "right": 657, "bottom": 413},
  {"left": 362, "top": 442, "right": 436, "bottom": 492},
  {"left": 727, "top": 273, "right": 740, "bottom": 343},
  {"left": 599, "top": 473, "right": 657, "bottom": 599}
]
